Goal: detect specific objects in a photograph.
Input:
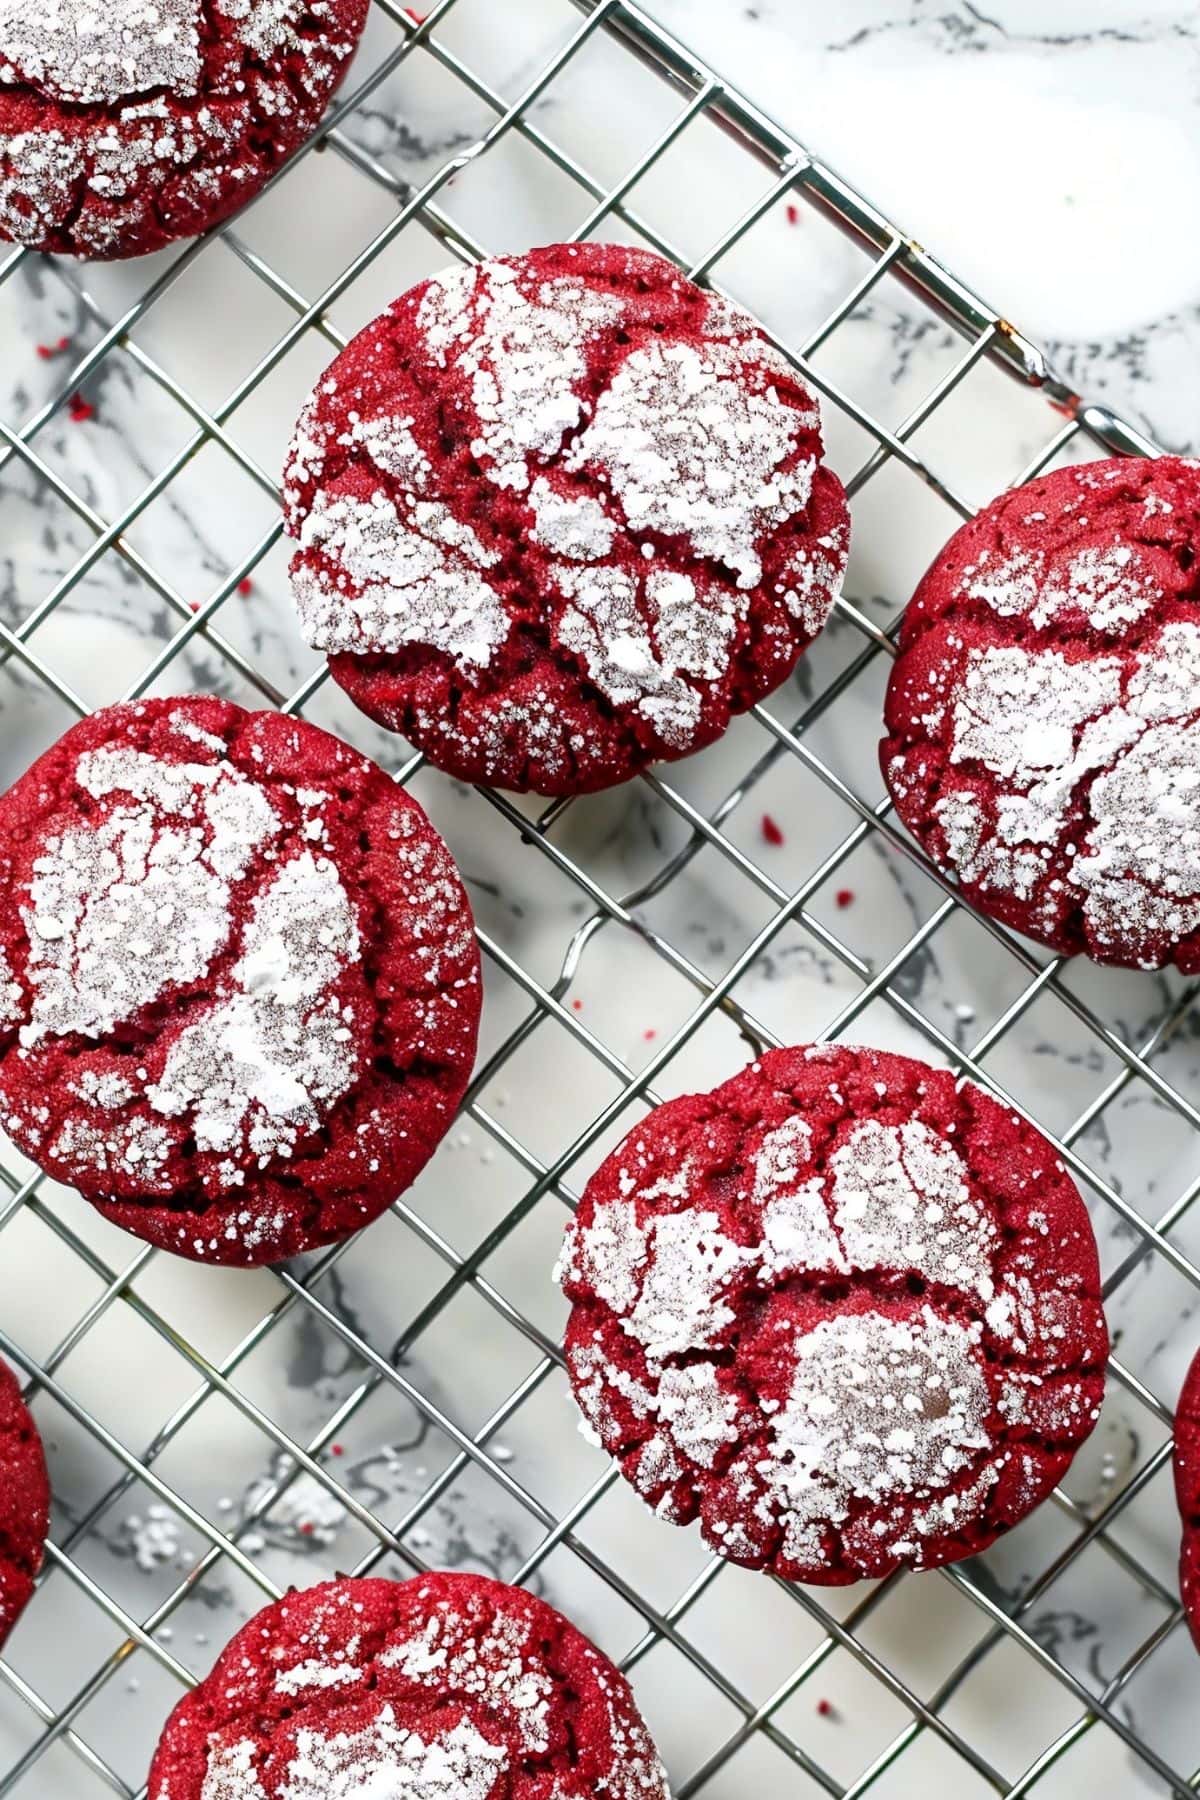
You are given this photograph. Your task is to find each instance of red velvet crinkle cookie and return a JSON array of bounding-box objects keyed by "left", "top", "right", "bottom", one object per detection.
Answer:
[
  {"left": 0, "top": 697, "right": 480, "bottom": 1265},
  {"left": 0, "top": 0, "right": 367, "bottom": 258},
  {"left": 882, "top": 455, "right": 1200, "bottom": 971},
  {"left": 1173, "top": 1345, "right": 1200, "bottom": 1650},
  {"left": 282, "top": 242, "right": 850, "bottom": 795},
  {"left": 148, "top": 1573, "right": 672, "bottom": 1799},
  {"left": 557, "top": 1043, "right": 1108, "bottom": 1583},
  {"left": 0, "top": 1359, "right": 49, "bottom": 1648}
]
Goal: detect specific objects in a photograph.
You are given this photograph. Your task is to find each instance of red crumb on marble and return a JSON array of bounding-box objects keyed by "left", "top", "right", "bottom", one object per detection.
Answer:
[{"left": 761, "top": 813, "right": 784, "bottom": 846}]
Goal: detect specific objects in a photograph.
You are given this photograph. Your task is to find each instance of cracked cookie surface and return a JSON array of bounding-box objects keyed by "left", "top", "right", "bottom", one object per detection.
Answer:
[
  {"left": 283, "top": 242, "right": 850, "bottom": 795},
  {"left": 148, "top": 1573, "right": 672, "bottom": 1799},
  {"left": 557, "top": 1043, "right": 1107, "bottom": 1583},
  {"left": 0, "top": 696, "right": 480, "bottom": 1265},
  {"left": 0, "top": 0, "right": 367, "bottom": 257},
  {"left": 882, "top": 455, "right": 1200, "bottom": 971}
]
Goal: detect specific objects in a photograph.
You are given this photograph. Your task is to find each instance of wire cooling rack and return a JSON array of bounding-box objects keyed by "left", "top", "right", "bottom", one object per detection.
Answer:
[{"left": 0, "top": 0, "right": 1198, "bottom": 1795}]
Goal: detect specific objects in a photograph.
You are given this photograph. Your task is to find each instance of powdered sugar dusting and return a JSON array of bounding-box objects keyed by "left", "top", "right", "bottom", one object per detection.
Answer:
[
  {"left": 275, "top": 1655, "right": 362, "bottom": 1698},
  {"left": 290, "top": 1712, "right": 504, "bottom": 1800},
  {"left": 767, "top": 1308, "right": 993, "bottom": 1568},
  {"left": 1, "top": 700, "right": 481, "bottom": 1270},
  {"left": 379, "top": 1607, "right": 553, "bottom": 1755},
  {"left": 344, "top": 412, "right": 432, "bottom": 489},
  {"left": 416, "top": 261, "right": 622, "bottom": 493},
  {"left": 0, "top": 946, "right": 21, "bottom": 1033},
  {"left": 294, "top": 489, "right": 507, "bottom": 666},
  {"left": 887, "top": 459, "right": 1200, "bottom": 968},
  {"left": 752, "top": 1115, "right": 845, "bottom": 1277},
  {"left": 79, "top": 746, "right": 276, "bottom": 879},
  {"left": 563, "top": 1109, "right": 999, "bottom": 1531},
  {"left": 286, "top": 249, "right": 847, "bottom": 769},
  {"left": 829, "top": 1118, "right": 996, "bottom": 1303},
  {"left": 935, "top": 627, "right": 1200, "bottom": 962},
  {"left": 1079, "top": 721, "right": 1200, "bottom": 953},
  {"left": 554, "top": 1194, "right": 648, "bottom": 1313},
  {"left": 198, "top": 1711, "right": 506, "bottom": 1800},
  {"left": 959, "top": 541, "right": 1163, "bottom": 633},
  {"left": 554, "top": 563, "right": 705, "bottom": 749},
  {"left": 758, "top": 1175, "right": 844, "bottom": 1278},
  {"left": 0, "top": 0, "right": 201, "bottom": 105},
  {"left": 198, "top": 1736, "right": 261, "bottom": 1800},
  {"left": 527, "top": 478, "right": 616, "bottom": 561},
  {"left": 566, "top": 335, "right": 817, "bottom": 589},
  {"left": 167, "top": 1575, "right": 670, "bottom": 1800},
  {"left": 560, "top": 1053, "right": 1106, "bottom": 1575},
  {"left": 50, "top": 1110, "right": 174, "bottom": 1188},
  {"left": 0, "top": 0, "right": 363, "bottom": 256},
  {"left": 21, "top": 748, "right": 276, "bottom": 1046},
  {"left": 12, "top": 739, "right": 362, "bottom": 1198},
  {"left": 0, "top": 99, "right": 249, "bottom": 255},
  {"left": 655, "top": 1361, "right": 739, "bottom": 1468},
  {"left": 147, "top": 850, "right": 360, "bottom": 1168},
  {"left": 625, "top": 1209, "right": 755, "bottom": 1360},
  {"left": 752, "top": 1113, "right": 813, "bottom": 1187}
]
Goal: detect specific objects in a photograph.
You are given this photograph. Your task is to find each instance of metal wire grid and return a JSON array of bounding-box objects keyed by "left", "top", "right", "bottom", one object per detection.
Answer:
[{"left": 0, "top": 0, "right": 1195, "bottom": 1793}]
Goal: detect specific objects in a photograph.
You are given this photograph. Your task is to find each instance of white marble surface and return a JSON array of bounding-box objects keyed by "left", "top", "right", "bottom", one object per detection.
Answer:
[
  {"left": 0, "top": 2, "right": 1197, "bottom": 1796},
  {"left": 653, "top": 0, "right": 1200, "bottom": 454}
]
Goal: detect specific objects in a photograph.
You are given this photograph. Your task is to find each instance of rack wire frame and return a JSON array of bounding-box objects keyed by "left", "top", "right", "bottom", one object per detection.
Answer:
[{"left": 0, "top": 0, "right": 1194, "bottom": 1794}]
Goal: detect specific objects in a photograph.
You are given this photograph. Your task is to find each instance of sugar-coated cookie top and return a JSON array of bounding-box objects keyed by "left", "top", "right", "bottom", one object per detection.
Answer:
[
  {"left": 148, "top": 1574, "right": 671, "bottom": 1799},
  {"left": 883, "top": 455, "right": 1200, "bottom": 972},
  {"left": 559, "top": 1043, "right": 1108, "bottom": 1583},
  {"left": 0, "top": 698, "right": 480, "bottom": 1264},
  {"left": 0, "top": 0, "right": 367, "bottom": 257},
  {"left": 284, "top": 243, "right": 849, "bottom": 794}
]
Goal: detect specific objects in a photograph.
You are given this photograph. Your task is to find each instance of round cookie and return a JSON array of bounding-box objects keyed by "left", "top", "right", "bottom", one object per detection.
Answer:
[
  {"left": 0, "top": 1359, "right": 49, "bottom": 1648},
  {"left": 1173, "top": 1344, "right": 1200, "bottom": 1650},
  {"left": 147, "top": 1572, "right": 672, "bottom": 1799},
  {"left": 556, "top": 1042, "right": 1108, "bottom": 1583},
  {"left": 881, "top": 455, "right": 1200, "bottom": 971},
  {"left": 282, "top": 242, "right": 850, "bottom": 795},
  {"left": 0, "top": 0, "right": 367, "bottom": 258},
  {"left": 0, "top": 697, "right": 480, "bottom": 1265}
]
